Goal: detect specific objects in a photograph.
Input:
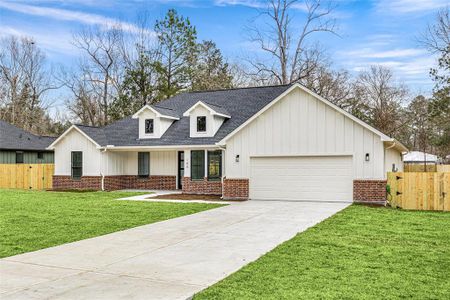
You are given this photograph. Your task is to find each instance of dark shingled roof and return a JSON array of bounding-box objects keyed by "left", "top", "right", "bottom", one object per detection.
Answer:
[
  {"left": 75, "top": 84, "right": 292, "bottom": 147},
  {"left": 0, "top": 120, "right": 56, "bottom": 151}
]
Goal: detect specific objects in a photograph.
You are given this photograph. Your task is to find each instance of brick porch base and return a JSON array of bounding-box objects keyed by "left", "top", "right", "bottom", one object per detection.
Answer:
[{"left": 52, "top": 175, "right": 176, "bottom": 191}]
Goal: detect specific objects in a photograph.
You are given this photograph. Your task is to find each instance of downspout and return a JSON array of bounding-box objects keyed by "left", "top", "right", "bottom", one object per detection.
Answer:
[
  {"left": 101, "top": 148, "right": 107, "bottom": 191},
  {"left": 216, "top": 144, "right": 227, "bottom": 199},
  {"left": 384, "top": 141, "right": 397, "bottom": 176}
]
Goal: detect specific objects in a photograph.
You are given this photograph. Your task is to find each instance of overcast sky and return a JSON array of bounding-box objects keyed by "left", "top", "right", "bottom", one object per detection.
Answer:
[{"left": 0, "top": 0, "right": 447, "bottom": 112}]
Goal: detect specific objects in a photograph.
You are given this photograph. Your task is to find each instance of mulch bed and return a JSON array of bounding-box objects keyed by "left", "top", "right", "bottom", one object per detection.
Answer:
[{"left": 151, "top": 194, "right": 223, "bottom": 201}]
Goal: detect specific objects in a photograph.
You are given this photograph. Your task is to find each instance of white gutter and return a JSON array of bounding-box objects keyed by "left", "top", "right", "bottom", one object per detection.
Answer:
[{"left": 104, "top": 144, "right": 220, "bottom": 151}]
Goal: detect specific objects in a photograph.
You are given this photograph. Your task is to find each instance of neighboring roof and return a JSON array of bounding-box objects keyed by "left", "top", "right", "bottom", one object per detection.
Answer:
[
  {"left": 50, "top": 83, "right": 403, "bottom": 149},
  {"left": 404, "top": 151, "right": 438, "bottom": 162},
  {"left": 0, "top": 120, "right": 55, "bottom": 151}
]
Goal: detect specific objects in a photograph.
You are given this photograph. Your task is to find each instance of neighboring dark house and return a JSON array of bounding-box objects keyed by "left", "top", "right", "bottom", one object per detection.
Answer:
[{"left": 0, "top": 120, "right": 55, "bottom": 164}]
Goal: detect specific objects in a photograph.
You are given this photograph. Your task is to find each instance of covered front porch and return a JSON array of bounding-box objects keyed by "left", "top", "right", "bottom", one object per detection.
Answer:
[{"left": 101, "top": 146, "right": 225, "bottom": 195}]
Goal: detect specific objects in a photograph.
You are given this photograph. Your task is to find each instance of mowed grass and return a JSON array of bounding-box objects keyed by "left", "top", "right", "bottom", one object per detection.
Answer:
[
  {"left": 0, "top": 189, "right": 221, "bottom": 258},
  {"left": 195, "top": 205, "right": 450, "bottom": 299}
]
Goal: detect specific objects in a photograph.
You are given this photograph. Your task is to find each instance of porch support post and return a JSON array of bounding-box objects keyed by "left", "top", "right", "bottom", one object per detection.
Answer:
[
  {"left": 184, "top": 149, "right": 190, "bottom": 178},
  {"left": 204, "top": 149, "right": 208, "bottom": 179}
]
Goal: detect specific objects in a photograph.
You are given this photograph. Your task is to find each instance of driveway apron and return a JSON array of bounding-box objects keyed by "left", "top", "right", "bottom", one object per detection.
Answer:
[{"left": 0, "top": 200, "right": 350, "bottom": 300}]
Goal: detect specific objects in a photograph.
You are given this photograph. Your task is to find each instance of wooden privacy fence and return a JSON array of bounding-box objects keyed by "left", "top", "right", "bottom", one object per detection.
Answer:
[
  {"left": 387, "top": 172, "right": 450, "bottom": 211},
  {"left": 404, "top": 164, "right": 450, "bottom": 172},
  {"left": 0, "top": 164, "right": 54, "bottom": 190}
]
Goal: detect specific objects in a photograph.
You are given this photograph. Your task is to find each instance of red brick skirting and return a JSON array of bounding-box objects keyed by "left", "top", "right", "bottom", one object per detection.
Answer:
[
  {"left": 53, "top": 176, "right": 101, "bottom": 190},
  {"left": 52, "top": 175, "right": 176, "bottom": 191},
  {"left": 223, "top": 178, "right": 249, "bottom": 200},
  {"left": 104, "top": 175, "right": 176, "bottom": 191},
  {"left": 353, "top": 179, "right": 387, "bottom": 204},
  {"left": 182, "top": 177, "right": 222, "bottom": 195}
]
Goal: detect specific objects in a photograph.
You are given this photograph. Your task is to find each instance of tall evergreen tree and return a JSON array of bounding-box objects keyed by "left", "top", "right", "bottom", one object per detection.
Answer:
[
  {"left": 154, "top": 9, "right": 197, "bottom": 100},
  {"left": 110, "top": 49, "right": 156, "bottom": 120}
]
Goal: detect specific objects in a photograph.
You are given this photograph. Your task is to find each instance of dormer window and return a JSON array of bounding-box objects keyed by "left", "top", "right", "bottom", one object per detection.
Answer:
[
  {"left": 197, "top": 116, "right": 206, "bottom": 132},
  {"left": 145, "top": 119, "right": 154, "bottom": 134}
]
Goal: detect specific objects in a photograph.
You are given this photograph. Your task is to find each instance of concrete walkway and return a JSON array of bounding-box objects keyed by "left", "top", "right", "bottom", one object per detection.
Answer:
[{"left": 0, "top": 200, "right": 350, "bottom": 300}]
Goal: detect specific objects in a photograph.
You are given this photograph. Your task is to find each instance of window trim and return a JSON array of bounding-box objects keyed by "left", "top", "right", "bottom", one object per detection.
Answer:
[
  {"left": 196, "top": 116, "right": 206, "bottom": 133},
  {"left": 71, "top": 151, "right": 82, "bottom": 180},
  {"left": 15, "top": 151, "right": 24, "bottom": 164},
  {"left": 207, "top": 150, "right": 222, "bottom": 181},
  {"left": 138, "top": 152, "right": 150, "bottom": 178},
  {"left": 190, "top": 150, "right": 205, "bottom": 180},
  {"left": 145, "top": 119, "right": 154, "bottom": 134}
]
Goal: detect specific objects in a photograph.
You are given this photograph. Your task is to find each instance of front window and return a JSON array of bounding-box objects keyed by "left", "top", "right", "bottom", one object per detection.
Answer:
[
  {"left": 145, "top": 119, "right": 154, "bottom": 134},
  {"left": 37, "top": 152, "right": 44, "bottom": 160},
  {"left": 71, "top": 151, "right": 82, "bottom": 179},
  {"left": 191, "top": 150, "right": 205, "bottom": 180},
  {"left": 197, "top": 116, "right": 206, "bottom": 132},
  {"left": 138, "top": 152, "right": 150, "bottom": 177},
  {"left": 208, "top": 150, "right": 222, "bottom": 181}
]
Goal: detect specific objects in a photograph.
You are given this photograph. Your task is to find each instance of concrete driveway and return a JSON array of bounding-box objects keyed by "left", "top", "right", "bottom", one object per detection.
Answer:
[{"left": 0, "top": 200, "right": 350, "bottom": 300}]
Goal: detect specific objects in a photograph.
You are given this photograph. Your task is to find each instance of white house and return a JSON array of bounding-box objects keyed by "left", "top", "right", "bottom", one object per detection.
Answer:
[{"left": 48, "top": 84, "right": 408, "bottom": 202}]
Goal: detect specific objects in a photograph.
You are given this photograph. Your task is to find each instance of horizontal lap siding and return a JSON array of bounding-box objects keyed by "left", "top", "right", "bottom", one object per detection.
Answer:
[
  {"left": 225, "top": 88, "right": 385, "bottom": 180},
  {"left": 0, "top": 151, "right": 54, "bottom": 164}
]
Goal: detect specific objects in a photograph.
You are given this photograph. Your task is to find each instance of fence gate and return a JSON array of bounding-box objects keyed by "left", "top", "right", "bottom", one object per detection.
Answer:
[
  {"left": 0, "top": 164, "right": 54, "bottom": 190},
  {"left": 387, "top": 172, "right": 450, "bottom": 211}
]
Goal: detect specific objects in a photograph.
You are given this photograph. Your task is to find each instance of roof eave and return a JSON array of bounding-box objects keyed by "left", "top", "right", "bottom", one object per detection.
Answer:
[{"left": 132, "top": 105, "right": 179, "bottom": 120}]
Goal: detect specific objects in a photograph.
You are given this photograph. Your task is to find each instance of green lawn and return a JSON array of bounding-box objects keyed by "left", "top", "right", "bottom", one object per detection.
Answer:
[
  {"left": 195, "top": 205, "right": 450, "bottom": 300},
  {"left": 0, "top": 189, "right": 221, "bottom": 258}
]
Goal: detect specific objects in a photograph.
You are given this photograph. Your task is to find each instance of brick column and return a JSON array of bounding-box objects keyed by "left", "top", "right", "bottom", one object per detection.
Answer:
[
  {"left": 223, "top": 178, "right": 249, "bottom": 200},
  {"left": 182, "top": 177, "right": 222, "bottom": 195},
  {"left": 353, "top": 179, "right": 387, "bottom": 205}
]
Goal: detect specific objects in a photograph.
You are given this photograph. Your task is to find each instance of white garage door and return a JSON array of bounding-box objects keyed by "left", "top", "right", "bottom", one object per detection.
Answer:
[{"left": 250, "top": 156, "right": 353, "bottom": 202}]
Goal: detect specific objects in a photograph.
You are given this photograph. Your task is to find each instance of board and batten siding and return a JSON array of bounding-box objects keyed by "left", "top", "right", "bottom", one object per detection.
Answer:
[
  {"left": 385, "top": 147, "right": 404, "bottom": 173},
  {"left": 225, "top": 88, "right": 387, "bottom": 180},
  {"left": 0, "top": 150, "right": 53, "bottom": 164},
  {"left": 105, "top": 150, "right": 177, "bottom": 176},
  {"left": 54, "top": 129, "right": 102, "bottom": 176}
]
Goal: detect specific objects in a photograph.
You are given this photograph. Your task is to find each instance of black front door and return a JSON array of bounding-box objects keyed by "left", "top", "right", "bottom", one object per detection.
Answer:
[{"left": 178, "top": 151, "right": 185, "bottom": 189}]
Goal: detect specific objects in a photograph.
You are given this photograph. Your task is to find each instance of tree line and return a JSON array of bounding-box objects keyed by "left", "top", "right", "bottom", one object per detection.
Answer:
[{"left": 0, "top": 1, "right": 448, "bottom": 158}]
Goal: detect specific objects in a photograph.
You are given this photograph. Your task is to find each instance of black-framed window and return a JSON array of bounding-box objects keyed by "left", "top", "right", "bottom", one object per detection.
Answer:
[
  {"left": 191, "top": 150, "right": 205, "bottom": 180},
  {"left": 208, "top": 150, "right": 222, "bottom": 181},
  {"left": 197, "top": 116, "right": 206, "bottom": 132},
  {"left": 37, "top": 152, "right": 44, "bottom": 160},
  {"left": 145, "top": 119, "right": 154, "bottom": 134},
  {"left": 138, "top": 152, "right": 150, "bottom": 177},
  {"left": 71, "top": 151, "right": 82, "bottom": 179},
  {"left": 15, "top": 151, "right": 24, "bottom": 164}
]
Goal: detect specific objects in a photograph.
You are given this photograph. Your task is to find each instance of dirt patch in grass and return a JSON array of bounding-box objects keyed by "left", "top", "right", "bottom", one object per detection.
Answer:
[{"left": 151, "top": 194, "right": 223, "bottom": 201}]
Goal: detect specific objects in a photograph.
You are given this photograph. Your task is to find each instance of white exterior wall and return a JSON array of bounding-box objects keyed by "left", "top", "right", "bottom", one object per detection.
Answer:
[
  {"left": 225, "top": 88, "right": 387, "bottom": 180},
  {"left": 385, "top": 148, "right": 404, "bottom": 173},
  {"left": 54, "top": 129, "right": 102, "bottom": 176}
]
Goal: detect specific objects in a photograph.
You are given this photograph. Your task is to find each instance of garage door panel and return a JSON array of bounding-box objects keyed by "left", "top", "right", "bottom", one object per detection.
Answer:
[{"left": 250, "top": 156, "right": 353, "bottom": 202}]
